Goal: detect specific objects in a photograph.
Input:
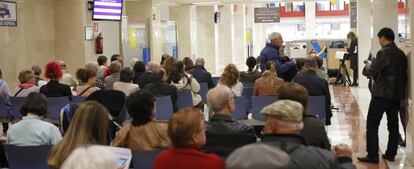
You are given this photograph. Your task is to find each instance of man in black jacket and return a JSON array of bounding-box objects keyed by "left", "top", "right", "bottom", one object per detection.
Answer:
[
  {"left": 294, "top": 59, "right": 332, "bottom": 125},
  {"left": 358, "top": 27, "right": 408, "bottom": 163},
  {"left": 202, "top": 85, "right": 256, "bottom": 157},
  {"left": 191, "top": 58, "right": 214, "bottom": 89},
  {"left": 136, "top": 62, "right": 159, "bottom": 89},
  {"left": 145, "top": 68, "right": 178, "bottom": 112},
  {"left": 261, "top": 100, "right": 356, "bottom": 169}
]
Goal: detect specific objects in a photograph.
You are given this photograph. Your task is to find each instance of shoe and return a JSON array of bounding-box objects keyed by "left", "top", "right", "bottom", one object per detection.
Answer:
[
  {"left": 350, "top": 83, "right": 359, "bottom": 87},
  {"left": 382, "top": 154, "right": 395, "bottom": 161},
  {"left": 357, "top": 156, "right": 379, "bottom": 163}
]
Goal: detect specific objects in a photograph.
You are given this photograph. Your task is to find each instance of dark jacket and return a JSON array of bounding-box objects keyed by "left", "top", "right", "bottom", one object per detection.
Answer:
[
  {"left": 262, "top": 134, "right": 356, "bottom": 169},
  {"left": 366, "top": 42, "right": 407, "bottom": 99},
  {"left": 347, "top": 39, "right": 358, "bottom": 70},
  {"left": 260, "top": 43, "right": 295, "bottom": 74},
  {"left": 39, "top": 80, "right": 72, "bottom": 99},
  {"left": 301, "top": 115, "right": 331, "bottom": 150},
  {"left": 133, "top": 71, "right": 146, "bottom": 85},
  {"left": 145, "top": 81, "right": 178, "bottom": 112},
  {"left": 294, "top": 71, "right": 332, "bottom": 125},
  {"left": 203, "top": 114, "right": 257, "bottom": 157},
  {"left": 239, "top": 70, "right": 261, "bottom": 83},
  {"left": 191, "top": 65, "right": 214, "bottom": 89},
  {"left": 136, "top": 72, "right": 156, "bottom": 89}
]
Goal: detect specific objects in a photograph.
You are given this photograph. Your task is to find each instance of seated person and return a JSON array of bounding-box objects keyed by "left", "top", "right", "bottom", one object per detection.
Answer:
[
  {"left": 104, "top": 61, "right": 122, "bottom": 90},
  {"left": 112, "top": 90, "right": 171, "bottom": 151},
  {"left": 40, "top": 61, "right": 72, "bottom": 99},
  {"left": 7, "top": 93, "right": 62, "bottom": 146},
  {"left": 113, "top": 68, "right": 139, "bottom": 96},
  {"left": 253, "top": 61, "right": 284, "bottom": 96},
  {"left": 239, "top": 56, "right": 261, "bottom": 83},
  {"left": 218, "top": 64, "right": 243, "bottom": 96},
  {"left": 153, "top": 108, "right": 225, "bottom": 169},
  {"left": 260, "top": 100, "right": 356, "bottom": 169},
  {"left": 294, "top": 60, "right": 332, "bottom": 125},
  {"left": 59, "top": 61, "right": 78, "bottom": 88},
  {"left": 146, "top": 68, "right": 178, "bottom": 112},
  {"left": 61, "top": 145, "right": 118, "bottom": 169},
  {"left": 191, "top": 58, "right": 214, "bottom": 89},
  {"left": 203, "top": 86, "right": 256, "bottom": 157},
  {"left": 133, "top": 61, "right": 146, "bottom": 84},
  {"left": 136, "top": 62, "right": 160, "bottom": 89},
  {"left": 15, "top": 70, "right": 39, "bottom": 97},
  {"left": 75, "top": 68, "right": 100, "bottom": 97},
  {"left": 312, "top": 56, "right": 329, "bottom": 80},
  {"left": 277, "top": 82, "right": 331, "bottom": 150}
]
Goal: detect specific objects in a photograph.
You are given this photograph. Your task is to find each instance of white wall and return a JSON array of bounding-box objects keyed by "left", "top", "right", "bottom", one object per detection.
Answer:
[{"left": 96, "top": 21, "right": 121, "bottom": 58}]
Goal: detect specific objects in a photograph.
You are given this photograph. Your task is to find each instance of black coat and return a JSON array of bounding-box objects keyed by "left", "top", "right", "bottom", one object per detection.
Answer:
[
  {"left": 294, "top": 71, "right": 332, "bottom": 125},
  {"left": 300, "top": 115, "right": 331, "bottom": 150},
  {"left": 136, "top": 72, "right": 156, "bottom": 89},
  {"left": 366, "top": 42, "right": 407, "bottom": 99},
  {"left": 145, "top": 81, "right": 178, "bottom": 112},
  {"left": 39, "top": 80, "right": 72, "bottom": 99},
  {"left": 190, "top": 66, "right": 214, "bottom": 89},
  {"left": 347, "top": 39, "right": 358, "bottom": 70}
]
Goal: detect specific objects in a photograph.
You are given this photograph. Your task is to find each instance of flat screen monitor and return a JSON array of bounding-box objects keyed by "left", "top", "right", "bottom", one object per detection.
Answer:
[{"left": 93, "top": 0, "right": 123, "bottom": 21}]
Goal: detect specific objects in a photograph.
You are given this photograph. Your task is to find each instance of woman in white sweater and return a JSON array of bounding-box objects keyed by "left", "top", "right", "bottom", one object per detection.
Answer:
[
  {"left": 219, "top": 64, "right": 244, "bottom": 96},
  {"left": 167, "top": 60, "right": 202, "bottom": 109}
]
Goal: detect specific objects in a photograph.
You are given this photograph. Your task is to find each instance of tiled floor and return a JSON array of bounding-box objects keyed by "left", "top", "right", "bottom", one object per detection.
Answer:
[{"left": 328, "top": 85, "right": 413, "bottom": 169}]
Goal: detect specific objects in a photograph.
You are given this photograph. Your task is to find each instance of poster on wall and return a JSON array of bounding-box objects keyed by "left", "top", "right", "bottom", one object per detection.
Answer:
[
  {"left": 288, "top": 42, "right": 307, "bottom": 58},
  {"left": 0, "top": 1, "right": 17, "bottom": 27}
]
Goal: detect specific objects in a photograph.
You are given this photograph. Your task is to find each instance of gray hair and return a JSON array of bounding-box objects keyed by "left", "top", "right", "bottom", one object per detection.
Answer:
[
  {"left": 31, "top": 65, "right": 42, "bottom": 76},
  {"left": 207, "top": 85, "right": 233, "bottom": 112},
  {"left": 268, "top": 32, "right": 282, "bottom": 41},
  {"left": 84, "top": 62, "right": 99, "bottom": 73},
  {"left": 195, "top": 58, "right": 205, "bottom": 66},
  {"left": 61, "top": 145, "right": 118, "bottom": 169},
  {"left": 130, "top": 58, "right": 139, "bottom": 68},
  {"left": 147, "top": 62, "right": 161, "bottom": 73}
]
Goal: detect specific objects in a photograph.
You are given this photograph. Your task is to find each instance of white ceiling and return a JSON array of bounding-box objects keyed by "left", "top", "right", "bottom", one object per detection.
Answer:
[{"left": 124, "top": 0, "right": 331, "bottom": 5}]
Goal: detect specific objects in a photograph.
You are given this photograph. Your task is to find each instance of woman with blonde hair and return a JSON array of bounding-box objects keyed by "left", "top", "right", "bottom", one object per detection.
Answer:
[
  {"left": 47, "top": 101, "right": 109, "bottom": 169},
  {"left": 219, "top": 64, "right": 243, "bottom": 96},
  {"left": 253, "top": 61, "right": 284, "bottom": 96}
]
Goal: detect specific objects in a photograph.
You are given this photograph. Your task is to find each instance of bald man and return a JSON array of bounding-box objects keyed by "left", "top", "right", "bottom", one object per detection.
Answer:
[{"left": 191, "top": 58, "right": 214, "bottom": 89}]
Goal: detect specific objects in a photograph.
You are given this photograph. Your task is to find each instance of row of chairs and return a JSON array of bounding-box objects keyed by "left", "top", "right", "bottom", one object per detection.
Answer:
[{"left": 2, "top": 144, "right": 163, "bottom": 169}]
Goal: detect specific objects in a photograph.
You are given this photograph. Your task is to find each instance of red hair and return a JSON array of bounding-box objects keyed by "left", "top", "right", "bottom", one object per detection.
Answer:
[{"left": 44, "top": 61, "right": 63, "bottom": 79}]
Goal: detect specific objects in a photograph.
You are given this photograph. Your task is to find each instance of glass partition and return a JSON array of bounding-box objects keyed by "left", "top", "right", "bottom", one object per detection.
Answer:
[{"left": 121, "top": 16, "right": 149, "bottom": 64}]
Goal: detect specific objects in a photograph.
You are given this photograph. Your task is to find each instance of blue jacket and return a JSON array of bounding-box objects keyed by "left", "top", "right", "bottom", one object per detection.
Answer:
[{"left": 260, "top": 43, "right": 295, "bottom": 74}]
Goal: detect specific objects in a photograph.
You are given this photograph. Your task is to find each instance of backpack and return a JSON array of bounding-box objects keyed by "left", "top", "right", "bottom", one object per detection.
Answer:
[{"left": 59, "top": 103, "right": 80, "bottom": 135}]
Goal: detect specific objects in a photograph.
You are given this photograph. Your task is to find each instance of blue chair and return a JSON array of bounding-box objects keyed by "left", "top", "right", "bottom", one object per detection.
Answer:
[
  {"left": 155, "top": 96, "right": 174, "bottom": 120},
  {"left": 46, "top": 97, "right": 70, "bottom": 122},
  {"left": 9, "top": 97, "right": 26, "bottom": 120},
  {"left": 251, "top": 96, "right": 278, "bottom": 121},
  {"left": 199, "top": 82, "right": 208, "bottom": 103},
  {"left": 177, "top": 90, "right": 193, "bottom": 110},
  {"left": 307, "top": 96, "right": 326, "bottom": 120},
  {"left": 242, "top": 87, "right": 253, "bottom": 112},
  {"left": 242, "top": 82, "right": 254, "bottom": 88},
  {"left": 212, "top": 77, "right": 220, "bottom": 86},
  {"left": 132, "top": 149, "right": 164, "bottom": 169},
  {"left": 4, "top": 144, "right": 52, "bottom": 169},
  {"left": 232, "top": 96, "right": 247, "bottom": 120},
  {"left": 0, "top": 98, "right": 10, "bottom": 121},
  {"left": 71, "top": 96, "right": 86, "bottom": 104}
]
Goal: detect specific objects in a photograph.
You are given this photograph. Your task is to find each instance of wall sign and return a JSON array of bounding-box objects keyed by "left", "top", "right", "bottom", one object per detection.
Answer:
[
  {"left": 0, "top": 1, "right": 17, "bottom": 27},
  {"left": 350, "top": 2, "right": 357, "bottom": 28},
  {"left": 254, "top": 7, "right": 280, "bottom": 23}
]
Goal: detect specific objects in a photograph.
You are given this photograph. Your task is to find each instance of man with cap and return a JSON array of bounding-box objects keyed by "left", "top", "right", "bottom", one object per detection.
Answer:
[
  {"left": 261, "top": 100, "right": 356, "bottom": 169},
  {"left": 226, "top": 144, "right": 290, "bottom": 169},
  {"left": 260, "top": 32, "right": 296, "bottom": 81}
]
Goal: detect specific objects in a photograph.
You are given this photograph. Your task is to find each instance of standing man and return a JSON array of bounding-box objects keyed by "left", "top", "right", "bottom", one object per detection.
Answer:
[
  {"left": 357, "top": 27, "right": 407, "bottom": 163},
  {"left": 260, "top": 32, "right": 296, "bottom": 81}
]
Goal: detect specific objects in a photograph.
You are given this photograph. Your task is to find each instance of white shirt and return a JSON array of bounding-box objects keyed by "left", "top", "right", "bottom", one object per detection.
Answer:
[
  {"left": 218, "top": 81, "right": 244, "bottom": 96},
  {"left": 7, "top": 114, "right": 62, "bottom": 146},
  {"left": 113, "top": 81, "right": 140, "bottom": 96}
]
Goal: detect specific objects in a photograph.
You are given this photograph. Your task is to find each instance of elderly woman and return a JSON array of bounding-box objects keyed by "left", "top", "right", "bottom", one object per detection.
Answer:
[
  {"left": 253, "top": 61, "right": 284, "bottom": 96},
  {"left": 112, "top": 90, "right": 170, "bottom": 151},
  {"left": 218, "top": 64, "right": 243, "bottom": 96},
  {"left": 7, "top": 93, "right": 62, "bottom": 146},
  {"left": 15, "top": 70, "right": 39, "bottom": 97},
  {"left": 40, "top": 61, "right": 72, "bottom": 98},
  {"left": 153, "top": 108, "right": 225, "bottom": 169},
  {"left": 75, "top": 68, "right": 100, "bottom": 97}
]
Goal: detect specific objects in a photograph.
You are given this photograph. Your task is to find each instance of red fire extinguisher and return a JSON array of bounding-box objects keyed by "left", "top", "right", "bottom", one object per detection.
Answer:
[{"left": 96, "top": 33, "right": 103, "bottom": 54}]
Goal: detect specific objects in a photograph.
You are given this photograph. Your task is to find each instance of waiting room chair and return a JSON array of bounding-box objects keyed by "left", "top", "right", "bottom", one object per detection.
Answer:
[
  {"left": 0, "top": 98, "right": 10, "bottom": 121},
  {"left": 212, "top": 77, "right": 220, "bottom": 86},
  {"left": 251, "top": 96, "right": 278, "bottom": 121},
  {"left": 242, "top": 82, "right": 254, "bottom": 88},
  {"left": 307, "top": 96, "right": 326, "bottom": 120},
  {"left": 199, "top": 82, "right": 208, "bottom": 103},
  {"left": 155, "top": 96, "right": 174, "bottom": 120},
  {"left": 71, "top": 96, "right": 86, "bottom": 104},
  {"left": 242, "top": 87, "right": 254, "bottom": 112},
  {"left": 9, "top": 97, "right": 26, "bottom": 120},
  {"left": 177, "top": 89, "right": 193, "bottom": 110},
  {"left": 232, "top": 96, "right": 247, "bottom": 120},
  {"left": 132, "top": 149, "right": 164, "bottom": 169},
  {"left": 46, "top": 97, "right": 70, "bottom": 122},
  {"left": 3, "top": 144, "right": 52, "bottom": 169}
]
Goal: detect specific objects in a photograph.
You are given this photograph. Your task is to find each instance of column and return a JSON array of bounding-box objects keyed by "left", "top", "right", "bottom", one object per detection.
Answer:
[
  {"left": 233, "top": 4, "right": 247, "bottom": 70},
  {"left": 217, "top": 4, "right": 234, "bottom": 72},
  {"left": 251, "top": 4, "right": 266, "bottom": 59},
  {"left": 196, "top": 6, "right": 219, "bottom": 75},
  {"left": 406, "top": 0, "right": 414, "bottom": 163},
  {"left": 356, "top": 0, "right": 371, "bottom": 87},
  {"left": 170, "top": 5, "right": 197, "bottom": 59},
  {"left": 371, "top": 0, "right": 398, "bottom": 55},
  {"left": 305, "top": 1, "right": 316, "bottom": 39}
]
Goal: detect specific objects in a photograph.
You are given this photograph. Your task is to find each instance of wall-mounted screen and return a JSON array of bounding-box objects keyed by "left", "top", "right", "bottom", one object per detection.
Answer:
[{"left": 93, "top": 0, "right": 123, "bottom": 21}]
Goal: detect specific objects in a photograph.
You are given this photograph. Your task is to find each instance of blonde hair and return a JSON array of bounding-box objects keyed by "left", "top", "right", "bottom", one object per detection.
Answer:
[
  {"left": 48, "top": 101, "right": 109, "bottom": 169},
  {"left": 60, "top": 146, "right": 117, "bottom": 169},
  {"left": 220, "top": 64, "right": 240, "bottom": 88},
  {"left": 264, "top": 61, "right": 278, "bottom": 86}
]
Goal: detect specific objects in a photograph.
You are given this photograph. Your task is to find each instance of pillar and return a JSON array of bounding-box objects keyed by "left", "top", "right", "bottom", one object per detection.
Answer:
[
  {"left": 233, "top": 4, "right": 247, "bottom": 70},
  {"left": 305, "top": 1, "right": 316, "bottom": 39},
  {"left": 371, "top": 0, "right": 398, "bottom": 55},
  {"left": 170, "top": 5, "right": 197, "bottom": 59},
  {"left": 217, "top": 5, "right": 234, "bottom": 72},
  {"left": 356, "top": 0, "right": 371, "bottom": 87},
  {"left": 406, "top": 0, "right": 414, "bottom": 163}
]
